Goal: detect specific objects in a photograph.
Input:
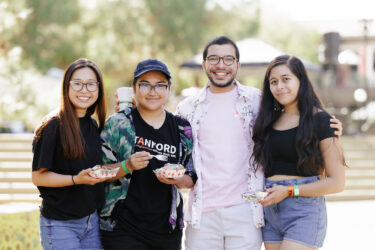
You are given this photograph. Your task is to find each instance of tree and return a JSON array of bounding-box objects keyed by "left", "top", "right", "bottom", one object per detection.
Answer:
[
  {"left": 204, "top": 0, "right": 260, "bottom": 41},
  {"left": 144, "top": 0, "right": 207, "bottom": 58},
  {"left": 12, "top": 0, "right": 83, "bottom": 71},
  {"left": 0, "top": 0, "right": 263, "bottom": 130}
]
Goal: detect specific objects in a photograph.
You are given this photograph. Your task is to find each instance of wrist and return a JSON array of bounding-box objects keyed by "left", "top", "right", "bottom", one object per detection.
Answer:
[
  {"left": 126, "top": 159, "right": 133, "bottom": 172},
  {"left": 287, "top": 185, "right": 294, "bottom": 197},
  {"left": 71, "top": 175, "right": 77, "bottom": 185},
  {"left": 293, "top": 184, "right": 300, "bottom": 197},
  {"left": 287, "top": 185, "right": 300, "bottom": 197},
  {"left": 121, "top": 160, "right": 131, "bottom": 174}
]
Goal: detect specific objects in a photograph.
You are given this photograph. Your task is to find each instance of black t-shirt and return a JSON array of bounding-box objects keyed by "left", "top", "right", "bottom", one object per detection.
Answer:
[
  {"left": 116, "top": 108, "right": 181, "bottom": 241},
  {"left": 267, "top": 111, "right": 337, "bottom": 178},
  {"left": 32, "top": 116, "right": 104, "bottom": 220}
]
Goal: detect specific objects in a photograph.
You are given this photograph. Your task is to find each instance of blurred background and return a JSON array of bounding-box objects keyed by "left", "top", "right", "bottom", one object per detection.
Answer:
[
  {"left": 1, "top": 0, "right": 375, "bottom": 134},
  {"left": 0, "top": 0, "right": 374, "bottom": 249}
]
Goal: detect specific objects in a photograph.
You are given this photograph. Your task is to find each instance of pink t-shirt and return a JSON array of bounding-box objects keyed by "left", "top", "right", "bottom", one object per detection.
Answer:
[{"left": 198, "top": 86, "right": 249, "bottom": 212}]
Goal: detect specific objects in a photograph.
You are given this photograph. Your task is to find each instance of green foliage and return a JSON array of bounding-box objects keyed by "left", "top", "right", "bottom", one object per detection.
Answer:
[
  {"left": 79, "top": 0, "right": 210, "bottom": 87},
  {"left": 0, "top": 0, "right": 263, "bottom": 129},
  {"left": 205, "top": 0, "right": 260, "bottom": 41},
  {"left": 1, "top": 0, "right": 262, "bottom": 81},
  {"left": 8, "top": 0, "right": 83, "bottom": 71},
  {"left": 145, "top": 0, "right": 207, "bottom": 55}
]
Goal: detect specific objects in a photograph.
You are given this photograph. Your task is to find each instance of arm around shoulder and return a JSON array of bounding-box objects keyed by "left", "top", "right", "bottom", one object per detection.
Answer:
[
  {"left": 100, "top": 112, "right": 135, "bottom": 164},
  {"left": 176, "top": 117, "right": 197, "bottom": 186},
  {"left": 319, "top": 137, "right": 346, "bottom": 193},
  {"left": 297, "top": 137, "right": 346, "bottom": 197}
]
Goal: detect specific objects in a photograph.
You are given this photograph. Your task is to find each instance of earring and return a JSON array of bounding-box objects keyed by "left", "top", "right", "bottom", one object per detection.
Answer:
[{"left": 273, "top": 100, "right": 281, "bottom": 111}]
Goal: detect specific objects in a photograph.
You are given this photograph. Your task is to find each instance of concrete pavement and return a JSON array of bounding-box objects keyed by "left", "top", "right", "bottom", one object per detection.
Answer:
[
  {"left": 259, "top": 200, "right": 375, "bottom": 250},
  {"left": 1, "top": 200, "right": 373, "bottom": 249},
  {"left": 321, "top": 200, "right": 375, "bottom": 250},
  {"left": 182, "top": 200, "right": 375, "bottom": 250}
]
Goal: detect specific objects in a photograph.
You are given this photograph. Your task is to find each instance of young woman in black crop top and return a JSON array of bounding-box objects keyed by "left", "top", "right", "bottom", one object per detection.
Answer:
[
  {"left": 253, "top": 55, "right": 346, "bottom": 250},
  {"left": 32, "top": 58, "right": 108, "bottom": 250}
]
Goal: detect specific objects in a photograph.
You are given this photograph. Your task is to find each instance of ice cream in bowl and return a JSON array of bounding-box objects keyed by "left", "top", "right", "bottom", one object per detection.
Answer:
[
  {"left": 153, "top": 163, "right": 186, "bottom": 178},
  {"left": 89, "top": 165, "right": 120, "bottom": 178}
]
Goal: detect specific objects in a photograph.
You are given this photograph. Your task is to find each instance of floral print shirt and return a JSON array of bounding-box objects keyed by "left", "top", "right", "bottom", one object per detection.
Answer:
[
  {"left": 176, "top": 81, "right": 265, "bottom": 229},
  {"left": 99, "top": 108, "right": 196, "bottom": 231}
]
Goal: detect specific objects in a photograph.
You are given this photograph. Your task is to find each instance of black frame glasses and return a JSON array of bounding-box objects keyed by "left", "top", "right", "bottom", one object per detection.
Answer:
[
  {"left": 137, "top": 83, "right": 169, "bottom": 93},
  {"left": 69, "top": 81, "right": 100, "bottom": 92},
  {"left": 206, "top": 55, "right": 237, "bottom": 66}
]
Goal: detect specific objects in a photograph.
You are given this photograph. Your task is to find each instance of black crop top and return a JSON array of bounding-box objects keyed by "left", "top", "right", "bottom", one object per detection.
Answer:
[{"left": 266, "top": 111, "right": 337, "bottom": 178}]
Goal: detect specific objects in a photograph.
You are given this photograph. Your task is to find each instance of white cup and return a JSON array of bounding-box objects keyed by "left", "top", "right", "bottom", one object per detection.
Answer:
[{"left": 117, "top": 87, "right": 133, "bottom": 110}]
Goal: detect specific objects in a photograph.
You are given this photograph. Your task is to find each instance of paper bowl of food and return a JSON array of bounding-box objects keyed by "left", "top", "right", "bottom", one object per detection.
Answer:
[
  {"left": 242, "top": 191, "right": 268, "bottom": 202},
  {"left": 153, "top": 163, "right": 185, "bottom": 178},
  {"left": 89, "top": 165, "right": 119, "bottom": 178}
]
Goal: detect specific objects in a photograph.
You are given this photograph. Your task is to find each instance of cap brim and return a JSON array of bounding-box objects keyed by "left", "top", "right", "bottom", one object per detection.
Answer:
[{"left": 134, "top": 69, "right": 171, "bottom": 79}]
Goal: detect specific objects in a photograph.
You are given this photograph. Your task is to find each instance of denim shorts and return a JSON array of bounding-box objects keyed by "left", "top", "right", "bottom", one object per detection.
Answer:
[
  {"left": 262, "top": 176, "right": 327, "bottom": 248},
  {"left": 39, "top": 210, "right": 102, "bottom": 250}
]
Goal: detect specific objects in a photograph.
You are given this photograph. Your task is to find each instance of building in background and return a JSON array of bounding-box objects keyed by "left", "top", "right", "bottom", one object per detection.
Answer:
[{"left": 320, "top": 29, "right": 375, "bottom": 133}]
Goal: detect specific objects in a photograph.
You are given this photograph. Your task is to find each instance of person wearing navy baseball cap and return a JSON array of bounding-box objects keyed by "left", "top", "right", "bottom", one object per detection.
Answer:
[
  {"left": 133, "top": 59, "right": 171, "bottom": 81},
  {"left": 100, "top": 59, "right": 197, "bottom": 250}
]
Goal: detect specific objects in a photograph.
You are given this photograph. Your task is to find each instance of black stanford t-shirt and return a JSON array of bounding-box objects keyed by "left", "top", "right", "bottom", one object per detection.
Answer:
[{"left": 116, "top": 108, "right": 180, "bottom": 240}]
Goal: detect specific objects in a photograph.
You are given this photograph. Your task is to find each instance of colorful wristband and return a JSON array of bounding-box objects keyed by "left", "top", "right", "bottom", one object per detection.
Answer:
[
  {"left": 121, "top": 160, "right": 130, "bottom": 174},
  {"left": 293, "top": 184, "right": 300, "bottom": 197},
  {"left": 287, "top": 185, "right": 294, "bottom": 197}
]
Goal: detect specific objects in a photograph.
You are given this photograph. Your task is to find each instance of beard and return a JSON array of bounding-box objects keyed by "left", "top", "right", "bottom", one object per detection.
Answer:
[{"left": 208, "top": 76, "right": 235, "bottom": 88}]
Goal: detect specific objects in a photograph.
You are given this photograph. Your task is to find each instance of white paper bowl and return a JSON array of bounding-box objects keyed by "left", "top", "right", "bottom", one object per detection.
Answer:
[
  {"left": 89, "top": 165, "right": 119, "bottom": 178},
  {"left": 242, "top": 191, "right": 268, "bottom": 202},
  {"left": 153, "top": 163, "right": 186, "bottom": 178}
]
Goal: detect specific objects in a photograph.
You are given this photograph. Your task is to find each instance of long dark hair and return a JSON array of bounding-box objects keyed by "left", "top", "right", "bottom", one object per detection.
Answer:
[
  {"left": 253, "top": 55, "right": 327, "bottom": 176},
  {"left": 34, "top": 58, "right": 107, "bottom": 159}
]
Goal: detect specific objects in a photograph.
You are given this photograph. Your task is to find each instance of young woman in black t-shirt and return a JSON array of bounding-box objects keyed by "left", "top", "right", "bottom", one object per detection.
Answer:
[
  {"left": 99, "top": 59, "right": 196, "bottom": 250},
  {"left": 32, "top": 58, "right": 108, "bottom": 250},
  {"left": 253, "top": 55, "right": 346, "bottom": 250}
]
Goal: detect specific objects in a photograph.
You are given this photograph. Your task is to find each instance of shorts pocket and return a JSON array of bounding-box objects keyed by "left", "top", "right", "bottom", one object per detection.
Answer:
[{"left": 294, "top": 196, "right": 323, "bottom": 204}]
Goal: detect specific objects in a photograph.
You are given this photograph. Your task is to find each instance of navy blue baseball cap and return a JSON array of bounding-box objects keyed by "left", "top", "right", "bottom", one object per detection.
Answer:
[{"left": 133, "top": 59, "right": 171, "bottom": 80}]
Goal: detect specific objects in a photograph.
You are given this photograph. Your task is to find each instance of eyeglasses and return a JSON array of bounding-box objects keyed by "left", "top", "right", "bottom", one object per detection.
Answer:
[
  {"left": 69, "top": 81, "right": 99, "bottom": 92},
  {"left": 137, "top": 83, "right": 169, "bottom": 93},
  {"left": 206, "top": 55, "right": 237, "bottom": 66}
]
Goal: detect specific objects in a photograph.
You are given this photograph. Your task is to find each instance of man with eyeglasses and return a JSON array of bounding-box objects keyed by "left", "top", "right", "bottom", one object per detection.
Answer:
[
  {"left": 177, "top": 36, "right": 343, "bottom": 250},
  {"left": 176, "top": 36, "right": 264, "bottom": 250}
]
